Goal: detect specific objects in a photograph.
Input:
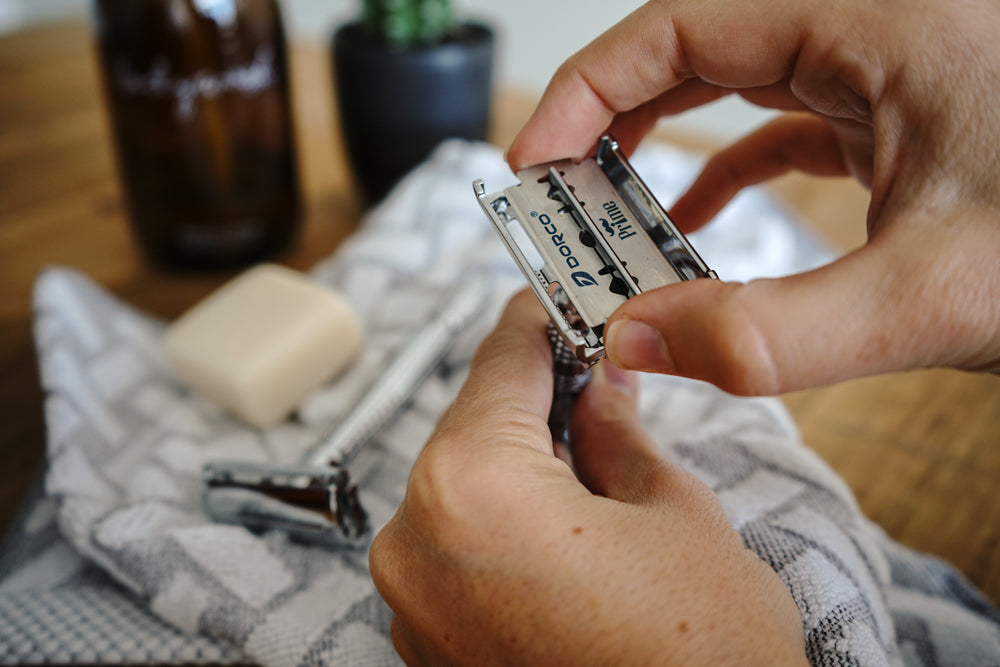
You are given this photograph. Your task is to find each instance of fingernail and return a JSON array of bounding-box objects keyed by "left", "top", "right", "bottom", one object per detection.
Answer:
[{"left": 606, "top": 319, "right": 675, "bottom": 372}]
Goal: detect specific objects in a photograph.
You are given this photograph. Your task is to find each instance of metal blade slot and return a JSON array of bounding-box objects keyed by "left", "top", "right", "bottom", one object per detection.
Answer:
[
  {"left": 476, "top": 180, "right": 601, "bottom": 361},
  {"left": 595, "top": 136, "right": 717, "bottom": 282}
]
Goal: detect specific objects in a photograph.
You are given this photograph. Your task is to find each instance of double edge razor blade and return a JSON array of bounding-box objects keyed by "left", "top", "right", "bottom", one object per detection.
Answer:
[{"left": 474, "top": 135, "right": 717, "bottom": 366}]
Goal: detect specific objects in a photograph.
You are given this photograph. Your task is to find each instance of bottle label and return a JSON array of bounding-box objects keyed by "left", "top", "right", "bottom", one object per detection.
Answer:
[{"left": 112, "top": 46, "right": 277, "bottom": 122}]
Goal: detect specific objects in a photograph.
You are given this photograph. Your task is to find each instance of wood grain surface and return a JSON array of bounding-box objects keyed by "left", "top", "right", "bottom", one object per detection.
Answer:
[{"left": 1, "top": 21, "right": 998, "bottom": 605}]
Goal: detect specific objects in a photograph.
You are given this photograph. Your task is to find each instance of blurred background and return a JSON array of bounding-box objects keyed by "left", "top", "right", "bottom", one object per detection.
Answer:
[
  {"left": 3, "top": 0, "right": 998, "bottom": 621},
  {"left": 0, "top": 0, "right": 775, "bottom": 142}
]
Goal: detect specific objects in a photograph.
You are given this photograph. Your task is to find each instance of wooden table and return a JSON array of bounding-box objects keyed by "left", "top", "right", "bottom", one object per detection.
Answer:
[{"left": 2, "top": 21, "right": 999, "bottom": 604}]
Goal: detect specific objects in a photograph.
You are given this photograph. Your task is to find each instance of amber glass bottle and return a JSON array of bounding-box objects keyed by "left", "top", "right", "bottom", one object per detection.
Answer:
[{"left": 93, "top": 0, "right": 300, "bottom": 269}]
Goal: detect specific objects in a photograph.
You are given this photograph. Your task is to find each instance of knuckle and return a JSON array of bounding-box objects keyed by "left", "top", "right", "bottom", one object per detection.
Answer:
[
  {"left": 367, "top": 524, "right": 394, "bottom": 588},
  {"left": 403, "top": 438, "right": 495, "bottom": 537},
  {"left": 368, "top": 520, "right": 413, "bottom": 613},
  {"left": 405, "top": 415, "right": 553, "bottom": 540},
  {"left": 404, "top": 440, "right": 469, "bottom": 530},
  {"left": 680, "top": 283, "right": 782, "bottom": 395},
  {"left": 708, "top": 333, "right": 781, "bottom": 396}
]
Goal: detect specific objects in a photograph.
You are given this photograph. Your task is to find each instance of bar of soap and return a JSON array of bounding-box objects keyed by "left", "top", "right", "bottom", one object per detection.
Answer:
[{"left": 163, "top": 264, "right": 362, "bottom": 428}]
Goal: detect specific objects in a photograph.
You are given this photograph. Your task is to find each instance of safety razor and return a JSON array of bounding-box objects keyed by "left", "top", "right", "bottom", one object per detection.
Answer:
[{"left": 202, "top": 279, "right": 490, "bottom": 548}]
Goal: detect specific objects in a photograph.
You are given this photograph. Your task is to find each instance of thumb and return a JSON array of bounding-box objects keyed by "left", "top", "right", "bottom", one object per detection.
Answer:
[
  {"left": 604, "top": 241, "right": 932, "bottom": 395},
  {"left": 570, "top": 362, "right": 687, "bottom": 506}
]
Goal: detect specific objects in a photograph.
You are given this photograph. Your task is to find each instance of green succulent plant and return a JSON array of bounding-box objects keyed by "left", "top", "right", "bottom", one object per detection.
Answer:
[{"left": 361, "top": 0, "right": 455, "bottom": 48}]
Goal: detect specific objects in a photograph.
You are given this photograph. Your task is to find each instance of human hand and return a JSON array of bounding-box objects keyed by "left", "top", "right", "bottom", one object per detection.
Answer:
[
  {"left": 508, "top": 0, "right": 1000, "bottom": 394},
  {"left": 369, "top": 291, "right": 806, "bottom": 665}
]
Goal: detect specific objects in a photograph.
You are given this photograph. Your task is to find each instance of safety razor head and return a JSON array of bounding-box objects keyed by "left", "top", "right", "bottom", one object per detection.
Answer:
[
  {"left": 475, "top": 135, "right": 717, "bottom": 366},
  {"left": 202, "top": 461, "right": 369, "bottom": 548}
]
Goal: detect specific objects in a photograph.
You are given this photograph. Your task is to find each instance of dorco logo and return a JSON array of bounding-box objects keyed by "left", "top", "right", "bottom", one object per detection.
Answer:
[{"left": 533, "top": 211, "right": 596, "bottom": 288}]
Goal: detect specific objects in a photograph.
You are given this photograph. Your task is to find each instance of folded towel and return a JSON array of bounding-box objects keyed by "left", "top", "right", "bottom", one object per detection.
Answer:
[{"left": 2, "top": 140, "right": 997, "bottom": 666}]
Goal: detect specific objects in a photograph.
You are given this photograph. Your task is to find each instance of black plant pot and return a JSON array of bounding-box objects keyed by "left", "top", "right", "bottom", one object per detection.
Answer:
[{"left": 332, "top": 21, "right": 494, "bottom": 204}]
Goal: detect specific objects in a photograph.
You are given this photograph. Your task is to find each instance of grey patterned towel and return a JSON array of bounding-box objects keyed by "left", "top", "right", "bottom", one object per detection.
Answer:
[{"left": 1, "top": 140, "right": 998, "bottom": 666}]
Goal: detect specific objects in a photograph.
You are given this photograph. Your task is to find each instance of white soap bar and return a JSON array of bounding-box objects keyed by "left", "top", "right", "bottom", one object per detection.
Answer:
[{"left": 163, "top": 264, "right": 363, "bottom": 428}]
